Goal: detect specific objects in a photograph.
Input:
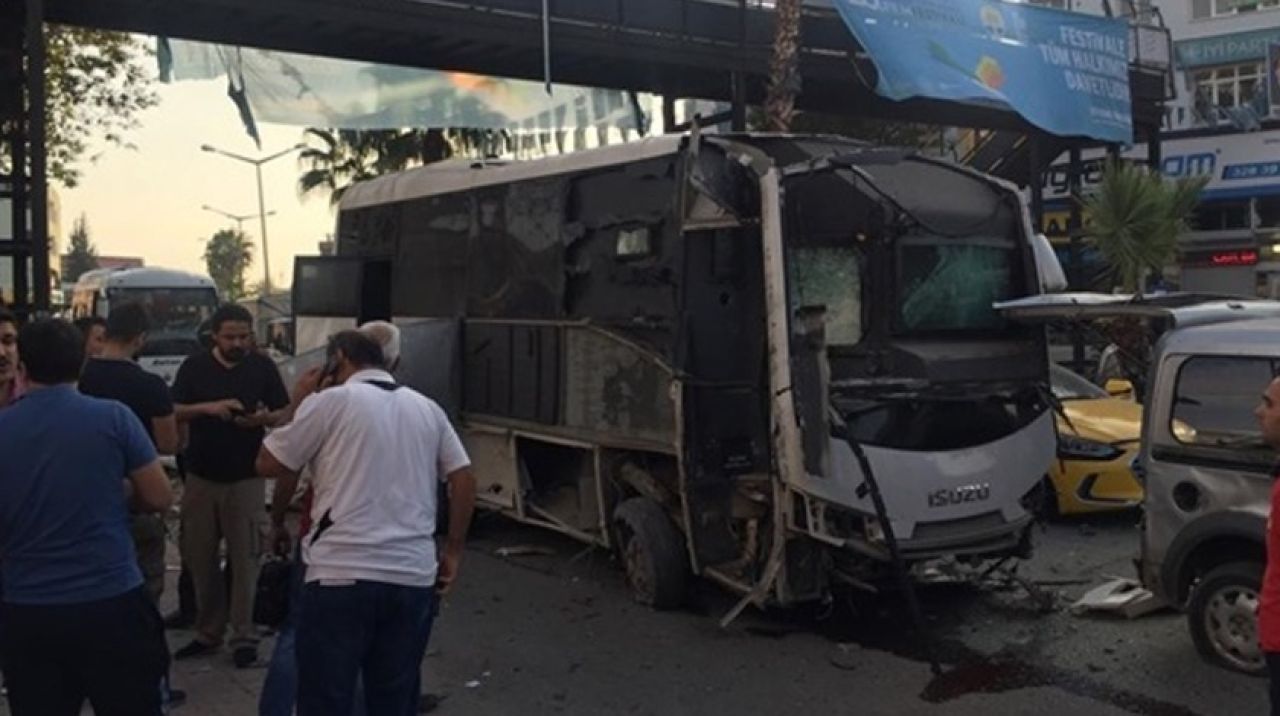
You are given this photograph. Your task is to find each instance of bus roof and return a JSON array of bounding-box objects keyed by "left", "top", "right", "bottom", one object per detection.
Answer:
[
  {"left": 74, "top": 267, "right": 217, "bottom": 291},
  {"left": 340, "top": 134, "right": 688, "bottom": 211}
]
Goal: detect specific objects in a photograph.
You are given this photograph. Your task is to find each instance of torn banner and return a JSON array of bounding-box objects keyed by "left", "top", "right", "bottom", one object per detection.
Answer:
[{"left": 158, "top": 39, "right": 644, "bottom": 146}]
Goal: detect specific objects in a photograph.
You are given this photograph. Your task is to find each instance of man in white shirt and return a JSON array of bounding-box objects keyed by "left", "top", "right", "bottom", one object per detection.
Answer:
[{"left": 255, "top": 330, "right": 476, "bottom": 716}]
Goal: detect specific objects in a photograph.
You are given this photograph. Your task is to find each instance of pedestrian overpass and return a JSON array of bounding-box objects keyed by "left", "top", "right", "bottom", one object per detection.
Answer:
[{"left": 3, "top": 0, "right": 1173, "bottom": 315}]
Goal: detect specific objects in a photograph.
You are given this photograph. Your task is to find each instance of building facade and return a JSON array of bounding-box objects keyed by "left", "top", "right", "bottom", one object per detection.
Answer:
[{"left": 1154, "top": 0, "right": 1279, "bottom": 295}]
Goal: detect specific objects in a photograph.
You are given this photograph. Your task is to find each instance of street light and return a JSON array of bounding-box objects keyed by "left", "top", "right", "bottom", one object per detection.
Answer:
[
  {"left": 200, "top": 142, "right": 306, "bottom": 296},
  {"left": 201, "top": 204, "right": 276, "bottom": 233}
]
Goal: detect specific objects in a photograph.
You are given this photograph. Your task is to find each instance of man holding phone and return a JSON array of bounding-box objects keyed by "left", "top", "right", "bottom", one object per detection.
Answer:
[
  {"left": 171, "top": 304, "right": 290, "bottom": 669},
  {"left": 256, "top": 330, "right": 476, "bottom": 715}
]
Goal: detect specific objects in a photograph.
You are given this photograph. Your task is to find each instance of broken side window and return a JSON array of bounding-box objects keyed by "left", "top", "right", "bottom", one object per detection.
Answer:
[{"left": 787, "top": 246, "right": 864, "bottom": 346}]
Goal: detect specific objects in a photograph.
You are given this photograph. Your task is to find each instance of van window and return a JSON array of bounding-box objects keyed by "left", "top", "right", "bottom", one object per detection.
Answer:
[{"left": 1171, "top": 356, "right": 1279, "bottom": 447}]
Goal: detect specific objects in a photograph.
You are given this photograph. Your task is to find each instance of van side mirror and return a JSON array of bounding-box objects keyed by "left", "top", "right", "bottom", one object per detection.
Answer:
[{"left": 1105, "top": 379, "right": 1134, "bottom": 398}]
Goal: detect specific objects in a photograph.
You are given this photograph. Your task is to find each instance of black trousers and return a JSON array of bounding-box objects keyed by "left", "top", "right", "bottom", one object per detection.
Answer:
[
  {"left": 0, "top": 586, "right": 168, "bottom": 716},
  {"left": 1269, "top": 652, "right": 1280, "bottom": 716}
]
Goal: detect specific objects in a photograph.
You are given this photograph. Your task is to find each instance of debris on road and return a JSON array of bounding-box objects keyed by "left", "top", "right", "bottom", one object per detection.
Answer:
[
  {"left": 1069, "top": 578, "right": 1167, "bottom": 619},
  {"left": 495, "top": 545, "right": 557, "bottom": 558},
  {"left": 829, "top": 643, "right": 861, "bottom": 672}
]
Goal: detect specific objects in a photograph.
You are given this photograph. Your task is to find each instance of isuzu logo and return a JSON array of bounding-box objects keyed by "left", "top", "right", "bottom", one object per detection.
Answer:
[{"left": 927, "top": 484, "right": 992, "bottom": 509}]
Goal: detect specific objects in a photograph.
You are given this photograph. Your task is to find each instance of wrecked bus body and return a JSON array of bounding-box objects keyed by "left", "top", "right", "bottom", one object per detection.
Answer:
[{"left": 290, "top": 133, "right": 1056, "bottom": 609}]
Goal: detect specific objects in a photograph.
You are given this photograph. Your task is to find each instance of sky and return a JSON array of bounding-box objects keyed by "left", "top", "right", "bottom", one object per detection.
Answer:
[{"left": 60, "top": 78, "right": 335, "bottom": 290}]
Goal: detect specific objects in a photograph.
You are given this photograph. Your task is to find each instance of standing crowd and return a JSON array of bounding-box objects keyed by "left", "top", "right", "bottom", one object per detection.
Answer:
[{"left": 0, "top": 304, "right": 476, "bottom": 716}]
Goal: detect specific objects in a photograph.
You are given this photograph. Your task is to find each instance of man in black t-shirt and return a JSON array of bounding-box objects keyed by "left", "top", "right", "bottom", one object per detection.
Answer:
[
  {"left": 79, "top": 303, "right": 179, "bottom": 601},
  {"left": 78, "top": 302, "right": 186, "bottom": 707},
  {"left": 170, "top": 304, "right": 289, "bottom": 669}
]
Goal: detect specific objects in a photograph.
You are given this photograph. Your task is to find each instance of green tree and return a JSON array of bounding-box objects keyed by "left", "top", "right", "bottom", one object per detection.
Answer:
[
  {"left": 764, "top": 0, "right": 803, "bottom": 131},
  {"left": 1078, "top": 161, "right": 1208, "bottom": 293},
  {"left": 298, "top": 127, "right": 507, "bottom": 206},
  {"left": 0, "top": 27, "right": 158, "bottom": 188},
  {"left": 203, "top": 229, "right": 254, "bottom": 301},
  {"left": 63, "top": 213, "right": 97, "bottom": 282}
]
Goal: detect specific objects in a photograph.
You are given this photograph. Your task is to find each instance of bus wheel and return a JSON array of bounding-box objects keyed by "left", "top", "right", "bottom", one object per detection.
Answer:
[{"left": 613, "top": 497, "right": 689, "bottom": 609}]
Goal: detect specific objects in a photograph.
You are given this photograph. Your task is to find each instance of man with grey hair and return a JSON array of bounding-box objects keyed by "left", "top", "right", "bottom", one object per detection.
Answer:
[
  {"left": 356, "top": 320, "right": 446, "bottom": 714},
  {"left": 358, "top": 321, "right": 401, "bottom": 371}
]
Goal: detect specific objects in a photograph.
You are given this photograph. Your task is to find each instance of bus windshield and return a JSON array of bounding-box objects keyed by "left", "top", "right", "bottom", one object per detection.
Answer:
[
  {"left": 898, "top": 236, "right": 1015, "bottom": 333},
  {"left": 108, "top": 287, "right": 219, "bottom": 337}
]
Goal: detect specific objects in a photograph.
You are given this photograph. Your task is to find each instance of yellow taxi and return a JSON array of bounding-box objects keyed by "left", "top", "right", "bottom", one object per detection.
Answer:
[{"left": 1043, "top": 364, "right": 1143, "bottom": 516}]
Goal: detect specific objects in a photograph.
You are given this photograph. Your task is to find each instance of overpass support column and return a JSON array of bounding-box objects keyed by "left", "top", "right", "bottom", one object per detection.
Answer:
[{"left": 0, "top": 0, "right": 48, "bottom": 316}]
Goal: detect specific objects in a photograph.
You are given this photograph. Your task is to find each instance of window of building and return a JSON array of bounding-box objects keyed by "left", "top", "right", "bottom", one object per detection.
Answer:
[
  {"left": 1193, "top": 62, "right": 1265, "bottom": 110},
  {"left": 1193, "top": 200, "right": 1253, "bottom": 231},
  {"left": 1192, "top": 0, "right": 1280, "bottom": 19},
  {"left": 1259, "top": 196, "right": 1280, "bottom": 228}
]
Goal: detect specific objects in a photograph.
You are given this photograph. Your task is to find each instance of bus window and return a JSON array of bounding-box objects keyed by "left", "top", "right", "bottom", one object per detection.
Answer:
[{"left": 107, "top": 287, "right": 218, "bottom": 335}]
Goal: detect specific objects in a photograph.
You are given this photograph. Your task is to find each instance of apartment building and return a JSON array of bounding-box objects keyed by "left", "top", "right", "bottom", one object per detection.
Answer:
[{"left": 1155, "top": 0, "right": 1280, "bottom": 295}]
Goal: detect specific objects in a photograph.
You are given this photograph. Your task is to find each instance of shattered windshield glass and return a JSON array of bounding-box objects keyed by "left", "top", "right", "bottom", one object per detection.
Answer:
[
  {"left": 788, "top": 247, "right": 863, "bottom": 345},
  {"left": 898, "top": 239, "right": 1013, "bottom": 332}
]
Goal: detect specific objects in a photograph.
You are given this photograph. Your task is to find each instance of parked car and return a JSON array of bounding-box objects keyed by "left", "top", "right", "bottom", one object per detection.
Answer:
[{"left": 1044, "top": 364, "right": 1143, "bottom": 516}]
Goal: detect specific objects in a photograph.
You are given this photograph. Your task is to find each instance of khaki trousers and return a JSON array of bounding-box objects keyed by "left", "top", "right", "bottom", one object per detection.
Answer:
[
  {"left": 130, "top": 513, "right": 168, "bottom": 604},
  {"left": 180, "top": 474, "right": 264, "bottom": 648}
]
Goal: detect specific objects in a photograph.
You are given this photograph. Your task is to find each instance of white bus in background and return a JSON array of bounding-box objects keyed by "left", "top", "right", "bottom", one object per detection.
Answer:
[{"left": 69, "top": 267, "right": 220, "bottom": 385}]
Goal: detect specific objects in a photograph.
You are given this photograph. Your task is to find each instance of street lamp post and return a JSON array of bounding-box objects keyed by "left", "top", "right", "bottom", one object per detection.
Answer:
[
  {"left": 200, "top": 204, "right": 276, "bottom": 233},
  {"left": 200, "top": 142, "right": 305, "bottom": 296}
]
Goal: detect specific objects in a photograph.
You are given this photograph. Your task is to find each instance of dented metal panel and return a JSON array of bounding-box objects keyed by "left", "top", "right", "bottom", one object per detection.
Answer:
[{"left": 562, "top": 327, "right": 677, "bottom": 445}]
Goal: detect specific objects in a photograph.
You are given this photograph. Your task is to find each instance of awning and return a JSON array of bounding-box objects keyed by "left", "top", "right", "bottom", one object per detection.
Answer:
[{"left": 832, "top": 0, "right": 1133, "bottom": 144}]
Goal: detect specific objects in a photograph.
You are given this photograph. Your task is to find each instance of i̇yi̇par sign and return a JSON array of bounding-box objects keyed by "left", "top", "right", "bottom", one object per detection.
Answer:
[{"left": 834, "top": 0, "right": 1133, "bottom": 144}]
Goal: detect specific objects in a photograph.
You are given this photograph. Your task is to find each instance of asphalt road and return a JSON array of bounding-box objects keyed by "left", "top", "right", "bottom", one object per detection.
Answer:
[
  {"left": 411, "top": 511, "right": 1265, "bottom": 716},
  {"left": 2, "top": 511, "right": 1266, "bottom": 715}
]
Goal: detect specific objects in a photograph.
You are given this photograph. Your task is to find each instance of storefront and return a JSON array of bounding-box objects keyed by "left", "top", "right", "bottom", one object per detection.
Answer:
[{"left": 1042, "top": 127, "right": 1280, "bottom": 297}]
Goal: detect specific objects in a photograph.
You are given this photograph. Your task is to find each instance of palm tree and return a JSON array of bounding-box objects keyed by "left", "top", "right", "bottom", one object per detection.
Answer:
[
  {"left": 298, "top": 128, "right": 510, "bottom": 206},
  {"left": 203, "top": 228, "right": 254, "bottom": 301},
  {"left": 764, "top": 0, "right": 803, "bottom": 132},
  {"left": 1078, "top": 160, "right": 1208, "bottom": 293},
  {"left": 297, "top": 129, "right": 384, "bottom": 207}
]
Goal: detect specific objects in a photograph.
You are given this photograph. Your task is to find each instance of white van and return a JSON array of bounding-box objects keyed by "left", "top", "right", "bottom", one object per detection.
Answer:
[
  {"left": 69, "top": 267, "right": 220, "bottom": 385},
  {"left": 998, "top": 292, "right": 1280, "bottom": 675}
]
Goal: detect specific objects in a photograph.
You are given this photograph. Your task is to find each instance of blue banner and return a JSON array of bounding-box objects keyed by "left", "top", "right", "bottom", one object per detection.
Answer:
[{"left": 833, "top": 0, "right": 1133, "bottom": 144}]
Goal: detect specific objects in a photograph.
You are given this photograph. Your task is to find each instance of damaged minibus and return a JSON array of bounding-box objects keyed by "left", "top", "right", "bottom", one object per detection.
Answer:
[{"left": 289, "top": 133, "right": 1062, "bottom": 610}]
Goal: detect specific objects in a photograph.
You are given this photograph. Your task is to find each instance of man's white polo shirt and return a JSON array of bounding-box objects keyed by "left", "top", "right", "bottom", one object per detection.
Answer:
[{"left": 263, "top": 369, "right": 470, "bottom": 587}]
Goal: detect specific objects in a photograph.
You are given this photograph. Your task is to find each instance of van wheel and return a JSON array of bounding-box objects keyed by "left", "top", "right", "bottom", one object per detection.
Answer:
[
  {"left": 613, "top": 497, "right": 689, "bottom": 609},
  {"left": 1187, "top": 561, "right": 1266, "bottom": 676}
]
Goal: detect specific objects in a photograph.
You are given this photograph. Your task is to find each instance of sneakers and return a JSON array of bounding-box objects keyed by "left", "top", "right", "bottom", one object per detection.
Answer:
[
  {"left": 172, "top": 640, "right": 218, "bottom": 661},
  {"left": 232, "top": 645, "right": 258, "bottom": 669}
]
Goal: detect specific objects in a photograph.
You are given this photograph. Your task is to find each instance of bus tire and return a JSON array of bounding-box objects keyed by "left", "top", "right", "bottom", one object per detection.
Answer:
[{"left": 613, "top": 497, "right": 689, "bottom": 609}]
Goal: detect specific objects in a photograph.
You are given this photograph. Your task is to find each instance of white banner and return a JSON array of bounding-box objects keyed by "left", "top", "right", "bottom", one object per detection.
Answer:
[{"left": 159, "top": 39, "right": 642, "bottom": 137}]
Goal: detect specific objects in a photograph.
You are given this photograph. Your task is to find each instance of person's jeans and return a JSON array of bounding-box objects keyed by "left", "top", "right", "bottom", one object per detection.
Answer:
[
  {"left": 258, "top": 552, "right": 366, "bottom": 716},
  {"left": 295, "top": 581, "right": 436, "bottom": 716}
]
